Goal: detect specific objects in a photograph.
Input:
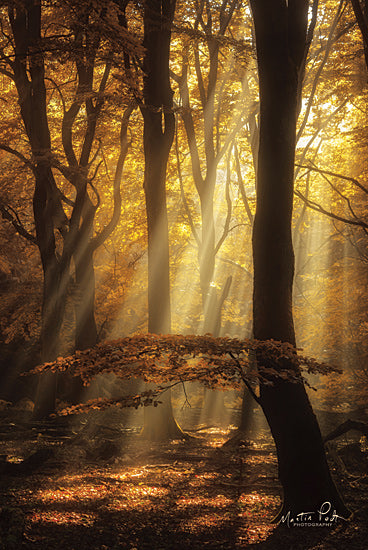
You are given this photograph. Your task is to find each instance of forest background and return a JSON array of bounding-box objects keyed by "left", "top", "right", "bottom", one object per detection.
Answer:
[{"left": 0, "top": 0, "right": 367, "bottom": 431}]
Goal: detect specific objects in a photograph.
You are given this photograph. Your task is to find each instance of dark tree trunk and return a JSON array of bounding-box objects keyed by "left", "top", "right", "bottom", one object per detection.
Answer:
[
  {"left": 9, "top": 2, "right": 70, "bottom": 418},
  {"left": 8, "top": 3, "right": 127, "bottom": 415},
  {"left": 73, "top": 197, "right": 98, "bottom": 351},
  {"left": 74, "top": 246, "right": 98, "bottom": 351},
  {"left": 140, "top": 0, "right": 183, "bottom": 440},
  {"left": 141, "top": 0, "right": 176, "bottom": 336},
  {"left": 31, "top": 164, "right": 68, "bottom": 421},
  {"left": 250, "top": 0, "right": 349, "bottom": 520}
]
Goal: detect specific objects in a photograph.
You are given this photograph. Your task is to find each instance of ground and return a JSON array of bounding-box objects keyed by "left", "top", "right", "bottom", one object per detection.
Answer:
[{"left": 0, "top": 402, "right": 367, "bottom": 550}]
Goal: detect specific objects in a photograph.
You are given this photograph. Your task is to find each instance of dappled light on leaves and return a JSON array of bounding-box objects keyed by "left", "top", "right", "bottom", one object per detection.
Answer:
[
  {"left": 36, "top": 483, "right": 109, "bottom": 504},
  {"left": 237, "top": 493, "right": 279, "bottom": 544},
  {"left": 180, "top": 512, "right": 229, "bottom": 531},
  {"left": 29, "top": 511, "right": 95, "bottom": 527},
  {"left": 0, "top": 425, "right": 282, "bottom": 547},
  {"left": 176, "top": 495, "right": 233, "bottom": 509}
]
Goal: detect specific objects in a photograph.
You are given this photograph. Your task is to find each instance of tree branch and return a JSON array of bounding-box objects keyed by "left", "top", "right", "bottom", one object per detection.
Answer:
[
  {"left": 91, "top": 100, "right": 136, "bottom": 251},
  {"left": 294, "top": 188, "right": 368, "bottom": 229},
  {"left": 350, "top": 0, "right": 368, "bottom": 67},
  {"left": 296, "top": 0, "right": 344, "bottom": 141},
  {"left": 0, "top": 202, "right": 37, "bottom": 245},
  {"left": 179, "top": 63, "right": 205, "bottom": 195},
  {"left": 295, "top": 163, "right": 368, "bottom": 195},
  {"left": 324, "top": 419, "right": 368, "bottom": 443},
  {"left": 0, "top": 143, "right": 33, "bottom": 169},
  {"left": 234, "top": 142, "right": 254, "bottom": 225}
]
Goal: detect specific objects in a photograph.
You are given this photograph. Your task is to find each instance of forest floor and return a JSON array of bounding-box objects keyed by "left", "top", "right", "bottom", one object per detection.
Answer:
[{"left": 0, "top": 403, "right": 367, "bottom": 550}]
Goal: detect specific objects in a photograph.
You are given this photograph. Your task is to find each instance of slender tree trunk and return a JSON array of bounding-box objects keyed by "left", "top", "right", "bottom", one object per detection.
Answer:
[
  {"left": 199, "top": 182, "right": 217, "bottom": 333},
  {"left": 140, "top": 0, "right": 183, "bottom": 440},
  {"left": 202, "top": 276, "right": 232, "bottom": 423},
  {"left": 250, "top": 0, "right": 349, "bottom": 519}
]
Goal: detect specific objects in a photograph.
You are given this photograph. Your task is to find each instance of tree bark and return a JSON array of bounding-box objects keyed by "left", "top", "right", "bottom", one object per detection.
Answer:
[
  {"left": 141, "top": 0, "right": 176, "bottom": 335},
  {"left": 250, "top": 0, "right": 349, "bottom": 520},
  {"left": 73, "top": 196, "right": 98, "bottom": 351},
  {"left": 140, "top": 0, "right": 183, "bottom": 440},
  {"left": 8, "top": 2, "right": 70, "bottom": 418}
]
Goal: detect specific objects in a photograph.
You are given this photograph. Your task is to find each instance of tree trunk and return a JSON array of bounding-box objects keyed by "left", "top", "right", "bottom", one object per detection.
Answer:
[
  {"left": 74, "top": 245, "right": 98, "bottom": 351},
  {"left": 8, "top": 3, "right": 70, "bottom": 418},
  {"left": 32, "top": 164, "right": 69, "bottom": 419},
  {"left": 199, "top": 183, "right": 216, "bottom": 332},
  {"left": 73, "top": 196, "right": 98, "bottom": 351},
  {"left": 140, "top": 0, "right": 183, "bottom": 440},
  {"left": 141, "top": 0, "right": 175, "bottom": 336},
  {"left": 202, "top": 276, "right": 232, "bottom": 424},
  {"left": 250, "top": 0, "right": 349, "bottom": 520}
]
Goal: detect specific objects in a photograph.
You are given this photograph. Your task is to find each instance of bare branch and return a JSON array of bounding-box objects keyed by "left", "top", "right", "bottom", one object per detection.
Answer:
[
  {"left": 194, "top": 48, "right": 206, "bottom": 108},
  {"left": 295, "top": 98, "right": 349, "bottom": 175},
  {"left": 324, "top": 419, "right": 368, "bottom": 443},
  {"left": 217, "top": 254, "right": 252, "bottom": 276},
  {"left": 45, "top": 77, "right": 67, "bottom": 114},
  {"left": 229, "top": 351, "right": 262, "bottom": 406},
  {"left": 294, "top": 188, "right": 368, "bottom": 230},
  {"left": 0, "top": 202, "right": 37, "bottom": 245},
  {"left": 350, "top": 0, "right": 368, "bottom": 67},
  {"left": 87, "top": 179, "right": 101, "bottom": 210},
  {"left": 87, "top": 160, "right": 104, "bottom": 209},
  {"left": 296, "top": 0, "right": 345, "bottom": 142},
  {"left": 178, "top": 62, "right": 205, "bottom": 194},
  {"left": 0, "top": 66, "right": 15, "bottom": 80},
  {"left": 0, "top": 143, "right": 33, "bottom": 169},
  {"left": 219, "top": 0, "right": 240, "bottom": 36},
  {"left": 62, "top": 98, "right": 82, "bottom": 169},
  {"left": 295, "top": 163, "right": 368, "bottom": 195}
]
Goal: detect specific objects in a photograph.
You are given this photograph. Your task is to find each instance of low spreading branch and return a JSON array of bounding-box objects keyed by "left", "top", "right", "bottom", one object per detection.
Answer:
[{"left": 26, "top": 334, "right": 342, "bottom": 416}]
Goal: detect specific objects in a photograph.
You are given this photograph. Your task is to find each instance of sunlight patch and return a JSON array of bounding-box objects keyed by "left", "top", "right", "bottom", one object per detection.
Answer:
[
  {"left": 238, "top": 524, "right": 276, "bottom": 545},
  {"left": 176, "top": 494, "right": 232, "bottom": 509},
  {"left": 29, "top": 511, "right": 95, "bottom": 526},
  {"left": 245, "top": 454, "right": 277, "bottom": 466},
  {"left": 238, "top": 492, "right": 279, "bottom": 510},
  {"left": 181, "top": 512, "right": 228, "bottom": 532},
  {"left": 35, "top": 484, "right": 109, "bottom": 503},
  {"left": 237, "top": 493, "right": 279, "bottom": 544},
  {"left": 189, "top": 471, "right": 219, "bottom": 487},
  {"left": 238, "top": 492, "right": 280, "bottom": 518}
]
